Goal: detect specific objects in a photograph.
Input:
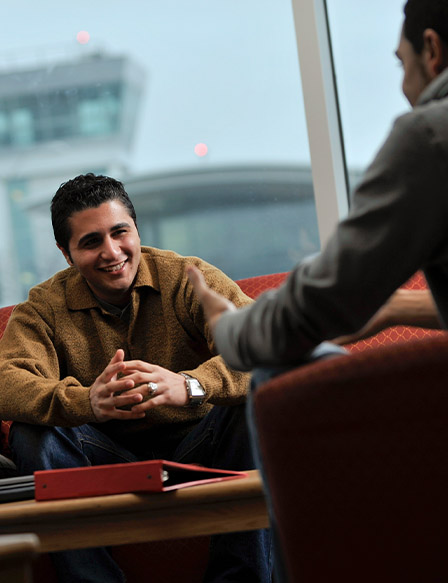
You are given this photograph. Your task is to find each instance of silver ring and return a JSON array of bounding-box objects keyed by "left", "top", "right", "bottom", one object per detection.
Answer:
[{"left": 148, "top": 381, "right": 158, "bottom": 396}]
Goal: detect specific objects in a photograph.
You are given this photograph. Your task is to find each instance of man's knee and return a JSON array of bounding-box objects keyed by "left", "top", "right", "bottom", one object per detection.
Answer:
[
  {"left": 250, "top": 342, "right": 348, "bottom": 393},
  {"left": 308, "top": 341, "right": 348, "bottom": 361}
]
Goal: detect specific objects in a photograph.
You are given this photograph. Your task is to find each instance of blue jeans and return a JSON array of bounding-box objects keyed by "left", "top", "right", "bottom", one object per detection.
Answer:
[
  {"left": 246, "top": 342, "right": 348, "bottom": 583},
  {"left": 10, "top": 404, "right": 272, "bottom": 583}
]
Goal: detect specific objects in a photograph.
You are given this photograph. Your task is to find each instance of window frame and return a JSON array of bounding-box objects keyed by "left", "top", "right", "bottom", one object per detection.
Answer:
[{"left": 291, "top": 0, "right": 349, "bottom": 246}]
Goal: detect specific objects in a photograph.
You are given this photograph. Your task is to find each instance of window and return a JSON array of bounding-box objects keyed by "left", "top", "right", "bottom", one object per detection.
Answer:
[
  {"left": 0, "top": 0, "right": 322, "bottom": 306},
  {"left": 326, "top": 0, "right": 408, "bottom": 191},
  {"left": 78, "top": 90, "right": 120, "bottom": 136}
]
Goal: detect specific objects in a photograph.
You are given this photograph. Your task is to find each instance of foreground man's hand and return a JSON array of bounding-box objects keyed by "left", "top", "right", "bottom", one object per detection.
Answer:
[{"left": 186, "top": 264, "right": 236, "bottom": 335}]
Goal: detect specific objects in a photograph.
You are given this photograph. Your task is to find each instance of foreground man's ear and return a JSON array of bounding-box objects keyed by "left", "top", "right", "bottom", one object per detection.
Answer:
[{"left": 422, "top": 28, "right": 448, "bottom": 77}]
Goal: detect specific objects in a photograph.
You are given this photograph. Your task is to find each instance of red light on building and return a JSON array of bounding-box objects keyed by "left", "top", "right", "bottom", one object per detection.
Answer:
[
  {"left": 76, "top": 31, "right": 90, "bottom": 45},
  {"left": 194, "top": 142, "right": 208, "bottom": 157}
]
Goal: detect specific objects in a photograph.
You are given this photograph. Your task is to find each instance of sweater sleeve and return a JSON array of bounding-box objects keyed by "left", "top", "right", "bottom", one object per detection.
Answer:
[
  {"left": 0, "top": 299, "right": 95, "bottom": 426},
  {"left": 214, "top": 109, "right": 448, "bottom": 370},
  {"left": 178, "top": 257, "right": 253, "bottom": 405}
]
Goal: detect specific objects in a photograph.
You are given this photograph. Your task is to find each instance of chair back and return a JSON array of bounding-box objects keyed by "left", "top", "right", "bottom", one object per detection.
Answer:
[{"left": 253, "top": 334, "right": 448, "bottom": 582}]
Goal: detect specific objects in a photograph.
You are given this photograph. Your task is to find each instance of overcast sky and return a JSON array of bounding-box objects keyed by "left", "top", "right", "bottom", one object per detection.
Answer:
[{"left": 2, "top": 0, "right": 408, "bottom": 173}]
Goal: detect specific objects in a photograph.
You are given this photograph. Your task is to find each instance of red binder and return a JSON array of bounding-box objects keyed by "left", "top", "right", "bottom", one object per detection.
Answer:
[{"left": 34, "top": 460, "right": 248, "bottom": 501}]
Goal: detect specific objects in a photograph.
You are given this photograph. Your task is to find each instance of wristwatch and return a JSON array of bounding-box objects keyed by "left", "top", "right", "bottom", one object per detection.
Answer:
[{"left": 179, "top": 373, "right": 206, "bottom": 406}]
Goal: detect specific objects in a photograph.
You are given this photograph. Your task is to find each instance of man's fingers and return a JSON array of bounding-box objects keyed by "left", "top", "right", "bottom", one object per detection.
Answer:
[
  {"left": 93, "top": 388, "right": 145, "bottom": 421},
  {"left": 132, "top": 395, "right": 163, "bottom": 413},
  {"left": 100, "top": 361, "right": 127, "bottom": 385},
  {"left": 186, "top": 264, "right": 208, "bottom": 299},
  {"left": 186, "top": 264, "right": 237, "bottom": 335},
  {"left": 110, "top": 349, "right": 125, "bottom": 364},
  {"left": 113, "top": 392, "right": 144, "bottom": 407},
  {"left": 94, "top": 376, "right": 134, "bottom": 402},
  {"left": 186, "top": 264, "right": 234, "bottom": 308},
  {"left": 121, "top": 360, "right": 155, "bottom": 374}
]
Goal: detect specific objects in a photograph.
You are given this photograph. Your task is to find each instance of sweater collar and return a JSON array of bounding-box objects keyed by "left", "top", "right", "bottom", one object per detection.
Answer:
[{"left": 65, "top": 247, "right": 159, "bottom": 310}]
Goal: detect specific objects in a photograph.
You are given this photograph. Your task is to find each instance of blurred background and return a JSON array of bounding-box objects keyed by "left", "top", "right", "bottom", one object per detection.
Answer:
[{"left": 0, "top": 0, "right": 406, "bottom": 305}]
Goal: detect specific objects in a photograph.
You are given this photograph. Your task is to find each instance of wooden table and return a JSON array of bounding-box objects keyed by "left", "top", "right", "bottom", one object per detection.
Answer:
[
  {"left": 0, "top": 534, "right": 40, "bottom": 583},
  {"left": 0, "top": 470, "right": 268, "bottom": 553}
]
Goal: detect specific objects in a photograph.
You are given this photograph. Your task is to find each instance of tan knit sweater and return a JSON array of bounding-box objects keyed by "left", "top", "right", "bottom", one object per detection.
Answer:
[{"left": 0, "top": 247, "right": 251, "bottom": 441}]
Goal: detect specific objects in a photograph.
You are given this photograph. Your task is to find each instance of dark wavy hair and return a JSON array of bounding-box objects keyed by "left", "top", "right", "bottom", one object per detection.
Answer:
[
  {"left": 51, "top": 173, "right": 137, "bottom": 253},
  {"left": 404, "top": 0, "right": 448, "bottom": 53}
]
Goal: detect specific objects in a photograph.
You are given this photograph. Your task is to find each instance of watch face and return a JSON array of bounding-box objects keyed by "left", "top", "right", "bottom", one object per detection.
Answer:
[
  {"left": 190, "top": 385, "right": 205, "bottom": 397},
  {"left": 186, "top": 378, "right": 205, "bottom": 403}
]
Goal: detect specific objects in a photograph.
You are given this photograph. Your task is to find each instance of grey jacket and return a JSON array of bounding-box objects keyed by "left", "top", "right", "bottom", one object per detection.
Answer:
[{"left": 216, "top": 69, "right": 448, "bottom": 371}]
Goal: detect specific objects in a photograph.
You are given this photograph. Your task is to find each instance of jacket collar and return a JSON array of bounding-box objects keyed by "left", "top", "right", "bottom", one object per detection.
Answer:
[
  {"left": 65, "top": 247, "right": 159, "bottom": 310},
  {"left": 417, "top": 67, "right": 448, "bottom": 106}
]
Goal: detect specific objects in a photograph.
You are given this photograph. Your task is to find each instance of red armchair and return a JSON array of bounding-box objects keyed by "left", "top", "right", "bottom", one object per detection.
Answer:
[
  {"left": 241, "top": 271, "right": 448, "bottom": 581},
  {"left": 253, "top": 332, "right": 448, "bottom": 582}
]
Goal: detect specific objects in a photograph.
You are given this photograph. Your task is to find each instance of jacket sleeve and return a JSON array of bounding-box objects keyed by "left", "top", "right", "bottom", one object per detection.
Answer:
[
  {"left": 178, "top": 258, "right": 253, "bottom": 405},
  {"left": 214, "top": 110, "right": 448, "bottom": 371},
  {"left": 0, "top": 298, "right": 95, "bottom": 426}
]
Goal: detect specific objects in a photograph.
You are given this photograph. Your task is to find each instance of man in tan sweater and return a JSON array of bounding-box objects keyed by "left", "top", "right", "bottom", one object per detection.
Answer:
[{"left": 0, "top": 173, "right": 271, "bottom": 583}]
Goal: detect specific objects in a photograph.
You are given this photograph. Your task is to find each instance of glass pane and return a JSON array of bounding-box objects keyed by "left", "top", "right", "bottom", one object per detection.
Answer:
[
  {"left": 326, "top": 0, "right": 408, "bottom": 192},
  {"left": 0, "top": 0, "right": 319, "bottom": 306}
]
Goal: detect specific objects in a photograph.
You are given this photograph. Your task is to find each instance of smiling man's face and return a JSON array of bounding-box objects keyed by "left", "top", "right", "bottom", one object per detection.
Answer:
[{"left": 59, "top": 199, "right": 141, "bottom": 307}]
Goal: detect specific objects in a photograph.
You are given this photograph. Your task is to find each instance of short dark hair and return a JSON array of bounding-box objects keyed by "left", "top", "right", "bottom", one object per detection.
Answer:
[
  {"left": 51, "top": 173, "right": 137, "bottom": 252},
  {"left": 404, "top": 0, "right": 448, "bottom": 54}
]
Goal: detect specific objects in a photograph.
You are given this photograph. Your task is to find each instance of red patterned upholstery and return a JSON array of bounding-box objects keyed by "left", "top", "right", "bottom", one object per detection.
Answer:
[
  {"left": 236, "top": 270, "right": 443, "bottom": 353},
  {"left": 0, "top": 305, "right": 14, "bottom": 339},
  {"left": 345, "top": 272, "right": 443, "bottom": 352},
  {"left": 237, "top": 272, "right": 289, "bottom": 299}
]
